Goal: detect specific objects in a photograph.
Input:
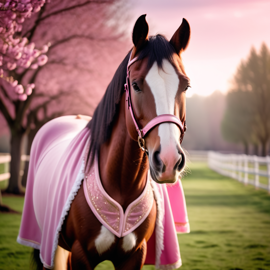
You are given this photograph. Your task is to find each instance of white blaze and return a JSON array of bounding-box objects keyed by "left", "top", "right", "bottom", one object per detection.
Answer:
[{"left": 145, "top": 60, "right": 181, "bottom": 169}]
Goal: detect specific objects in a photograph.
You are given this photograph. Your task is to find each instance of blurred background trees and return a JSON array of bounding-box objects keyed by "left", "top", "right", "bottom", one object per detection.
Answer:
[
  {"left": 0, "top": 0, "right": 128, "bottom": 193},
  {"left": 1, "top": 1, "right": 269, "bottom": 194},
  {"left": 221, "top": 43, "right": 270, "bottom": 156}
]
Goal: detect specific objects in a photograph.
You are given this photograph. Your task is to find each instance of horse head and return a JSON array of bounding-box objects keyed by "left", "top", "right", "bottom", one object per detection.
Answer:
[{"left": 125, "top": 15, "right": 191, "bottom": 184}]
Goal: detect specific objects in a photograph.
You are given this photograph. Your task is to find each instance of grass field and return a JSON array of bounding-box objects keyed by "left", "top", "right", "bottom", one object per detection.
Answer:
[{"left": 0, "top": 162, "right": 270, "bottom": 270}]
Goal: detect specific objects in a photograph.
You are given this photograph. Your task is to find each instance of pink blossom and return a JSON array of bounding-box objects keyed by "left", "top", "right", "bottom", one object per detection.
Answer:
[
  {"left": 33, "top": 6, "right": 41, "bottom": 12},
  {"left": 13, "top": 38, "right": 20, "bottom": 45},
  {"left": 24, "top": 60, "right": 31, "bottom": 68},
  {"left": 18, "top": 94, "right": 27, "bottom": 101},
  {"left": 32, "top": 49, "right": 40, "bottom": 57},
  {"left": 25, "top": 85, "right": 32, "bottom": 95},
  {"left": 38, "top": 55, "right": 48, "bottom": 66},
  {"left": 2, "top": 44, "right": 8, "bottom": 54},
  {"left": 22, "top": 0, "right": 31, "bottom": 4},
  {"left": 15, "top": 84, "right": 24, "bottom": 94},
  {"left": 11, "top": 80, "right": 18, "bottom": 87},
  {"left": 0, "top": 0, "right": 49, "bottom": 101},
  {"left": 15, "top": 51, "right": 22, "bottom": 59},
  {"left": 31, "top": 63, "right": 38, "bottom": 69},
  {"left": 16, "top": 24, "right": 22, "bottom": 32},
  {"left": 7, "top": 62, "right": 17, "bottom": 70},
  {"left": 41, "top": 45, "right": 48, "bottom": 53},
  {"left": 11, "top": 13, "right": 16, "bottom": 20},
  {"left": 20, "top": 37, "right": 28, "bottom": 47},
  {"left": 28, "top": 42, "right": 35, "bottom": 50}
]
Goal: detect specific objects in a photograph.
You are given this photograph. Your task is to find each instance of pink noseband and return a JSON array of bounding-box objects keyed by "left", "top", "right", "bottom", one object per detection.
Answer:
[{"left": 124, "top": 53, "right": 186, "bottom": 152}]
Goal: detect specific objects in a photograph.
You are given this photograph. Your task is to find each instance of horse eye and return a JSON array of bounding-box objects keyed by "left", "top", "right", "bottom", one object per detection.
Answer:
[
  {"left": 132, "top": 82, "right": 141, "bottom": 92},
  {"left": 185, "top": 85, "right": 191, "bottom": 91}
]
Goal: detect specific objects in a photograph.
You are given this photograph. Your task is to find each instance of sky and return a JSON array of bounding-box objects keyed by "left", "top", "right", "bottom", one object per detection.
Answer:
[{"left": 127, "top": 0, "right": 270, "bottom": 97}]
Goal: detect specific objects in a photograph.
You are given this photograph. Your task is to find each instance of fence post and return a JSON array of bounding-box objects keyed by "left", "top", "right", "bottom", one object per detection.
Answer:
[
  {"left": 254, "top": 156, "right": 259, "bottom": 189},
  {"left": 4, "top": 160, "right": 8, "bottom": 174},
  {"left": 244, "top": 155, "right": 248, "bottom": 185},
  {"left": 267, "top": 156, "right": 270, "bottom": 194},
  {"left": 238, "top": 156, "right": 242, "bottom": 182},
  {"left": 232, "top": 155, "right": 236, "bottom": 180}
]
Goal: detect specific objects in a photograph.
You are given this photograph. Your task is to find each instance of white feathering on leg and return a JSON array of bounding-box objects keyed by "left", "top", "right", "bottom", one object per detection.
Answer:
[
  {"left": 122, "top": 232, "right": 137, "bottom": 252},
  {"left": 95, "top": 226, "right": 115, "bottom": 255}
]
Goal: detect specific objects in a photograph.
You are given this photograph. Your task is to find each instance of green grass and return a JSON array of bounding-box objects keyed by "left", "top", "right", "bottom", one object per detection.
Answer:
[
  {"left": 0, "top": 162, "right": 9, "bottom": 190},
  {"left": 0, "top": 197, "right": 32, "bottom": 270},
  {"left": 1, "top": 162, "right": 270, "bottom": 270},
  {"left": 177, "top": 162, "right": 270, "bottom": 270}
]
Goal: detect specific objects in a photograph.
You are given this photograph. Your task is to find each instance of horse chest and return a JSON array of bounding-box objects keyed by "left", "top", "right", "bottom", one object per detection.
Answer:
[
  {"left": 60, "top": 185, "right": 156, "bottom": 268},
  {"left": 59, "top": 158, "right": 157, "bottom": 267},
  {"left": 83, "top": 156, "right": 155, "bottom": 238}
]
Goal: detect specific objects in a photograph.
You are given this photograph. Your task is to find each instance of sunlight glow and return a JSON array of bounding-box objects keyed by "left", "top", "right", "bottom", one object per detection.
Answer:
[{"left": 130, "top": 0, "right": 270, "bottom": 97}]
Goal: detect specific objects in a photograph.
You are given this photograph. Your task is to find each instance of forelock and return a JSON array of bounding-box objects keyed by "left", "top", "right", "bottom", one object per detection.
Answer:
[{"left": 137, "top": 35, "right": 176, "bottom": 70}]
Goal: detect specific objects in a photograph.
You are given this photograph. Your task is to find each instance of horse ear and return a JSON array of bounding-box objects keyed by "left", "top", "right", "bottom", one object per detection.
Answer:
[
  {"left": 170, "top": 18, "right": 190, "bottom": 55},
  {"left": 132, "top": 14, "right": 149, "bottom": 56}
]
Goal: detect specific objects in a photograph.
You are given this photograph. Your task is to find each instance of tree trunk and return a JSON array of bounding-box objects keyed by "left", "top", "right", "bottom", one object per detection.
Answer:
[
  {"left": 253, "top": 144, "right": 259, "bottom": 156},
  {"left": 261, "top": 140, "right": 268, "bottom": 157},
  {"left": 6, "top": 131, "right": 25, "bottom": 194},
  {"left": 21, "top": 129, "right": 36, "bottom": 187},
  {"left": 243, "top": 141, "right": 249, "bottom": 155}
]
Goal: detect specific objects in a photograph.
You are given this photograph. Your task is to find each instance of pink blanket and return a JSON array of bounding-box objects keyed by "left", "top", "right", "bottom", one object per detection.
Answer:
[{"left": 17, "top": 116, "right": 189, "bottom": 269}]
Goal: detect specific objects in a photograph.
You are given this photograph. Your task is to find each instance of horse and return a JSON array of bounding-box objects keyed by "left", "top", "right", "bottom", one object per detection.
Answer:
[{"left": 17, "top": 15, "right": 191, "bottom": 270}]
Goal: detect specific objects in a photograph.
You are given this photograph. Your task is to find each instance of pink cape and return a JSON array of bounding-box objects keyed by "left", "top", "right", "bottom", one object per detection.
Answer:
[{"left": 17, "top": 116, "right": 189, "bottom": 269}]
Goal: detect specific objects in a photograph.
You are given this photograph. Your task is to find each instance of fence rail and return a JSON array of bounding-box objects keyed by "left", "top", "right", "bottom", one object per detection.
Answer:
[
  {"left": 208, "top": 151, "right": 270, "bottom": 192},
  {"left": 186, "top": 150, "right": 208, "bottom": 162},
  {"left": 0, "top": 155, "right": 29, "bottom": 182}
]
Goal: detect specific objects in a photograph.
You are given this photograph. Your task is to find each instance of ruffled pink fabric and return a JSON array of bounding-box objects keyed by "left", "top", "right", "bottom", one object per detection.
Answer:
[
  {"left": 17, "top": 116, "right": 189, "bottom": 269},
  {"left": 17, "top": 116, "right": 89, "bottom": 268}
]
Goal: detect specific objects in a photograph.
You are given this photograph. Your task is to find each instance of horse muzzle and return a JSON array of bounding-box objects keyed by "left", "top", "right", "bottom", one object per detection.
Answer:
[{"left": 149, "top": 144, "right": 186, "bottom": 184}]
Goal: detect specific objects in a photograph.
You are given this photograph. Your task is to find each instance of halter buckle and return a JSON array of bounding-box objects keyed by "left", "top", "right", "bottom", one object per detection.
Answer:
[{"left": 138, "top": 136, "right": 147, "bottom": 153}]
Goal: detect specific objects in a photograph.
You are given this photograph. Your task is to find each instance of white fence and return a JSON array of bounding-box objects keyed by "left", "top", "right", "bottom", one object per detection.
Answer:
[
  {"left": 186, "top": 150, "right": 208, "bottom": 162},
  {"left": 0, "top": 155, "right": 30, "bottom": 182},
  {"left": 208, "top": 151, "right": 270, "bottom": 192}
]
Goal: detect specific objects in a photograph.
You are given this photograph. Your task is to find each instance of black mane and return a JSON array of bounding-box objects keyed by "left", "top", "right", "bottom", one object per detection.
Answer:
[{"left": 86, "top": 35, "right": 176, "bottom": 169}]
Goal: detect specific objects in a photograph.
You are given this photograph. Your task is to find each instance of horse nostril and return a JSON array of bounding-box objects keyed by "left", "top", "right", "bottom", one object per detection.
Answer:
[
  {"left": 153, "top": 150, "right": 165, "bottom": 172},
  {"left": 174, "top": 153, "right": 185, "bottom": 172}
]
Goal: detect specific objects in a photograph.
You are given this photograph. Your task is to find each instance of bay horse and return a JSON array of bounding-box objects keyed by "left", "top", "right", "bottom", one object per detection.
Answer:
[{"left": 18, "top": 15, "right": 191, "bottom": 270}]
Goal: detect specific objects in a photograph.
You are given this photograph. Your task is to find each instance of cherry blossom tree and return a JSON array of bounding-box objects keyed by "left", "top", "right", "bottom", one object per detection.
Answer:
[{"left": 0, "top": 0, "right": 128, "bottom": 193}]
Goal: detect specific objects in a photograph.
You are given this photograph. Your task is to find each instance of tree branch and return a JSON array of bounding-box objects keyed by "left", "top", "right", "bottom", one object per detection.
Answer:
[
  {"left": 15, "top": 67, "right": 44, "bottom": 127},
  {"left": 49, "top": 35, "right": 95, "bottom": 51},
  {"left": 38, "top": 1, "right": 110, "bottom": 22},
  {"left": 0, "top": 85, "right": 12, "bottom": 103},
  {"left": 30, "top": 92, "right": 65, "bottom": 114},
  {"left": 26, "top": 4, "right": 47, "bottom": 41},
  {"left": 0, "top": 93, "right": 13, "bottom": 127},
  {"left": 24, "top": 1, "right": 111, "bottom": 38}
]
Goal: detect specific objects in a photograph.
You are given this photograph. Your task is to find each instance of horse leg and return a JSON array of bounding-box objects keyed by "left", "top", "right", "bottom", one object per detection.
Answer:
[
  {"left": 54, "top": 245, "right": 70, "bottom": 270},
  {"left": 70, "top": 240, "right": 94, "bottom": 270},
  {"left": 114, "top": 240, "right": 147, "bottom": 270}
]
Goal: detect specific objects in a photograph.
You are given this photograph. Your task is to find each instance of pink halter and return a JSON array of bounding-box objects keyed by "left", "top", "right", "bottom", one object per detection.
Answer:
[{"left": 124, "top": 53, "right": 186, "bottom": 152}]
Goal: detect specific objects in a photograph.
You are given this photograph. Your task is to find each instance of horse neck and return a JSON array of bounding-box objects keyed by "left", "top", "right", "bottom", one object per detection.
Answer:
[{"left": 99, "top": 95, "right": 149, "bottom": 210}]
